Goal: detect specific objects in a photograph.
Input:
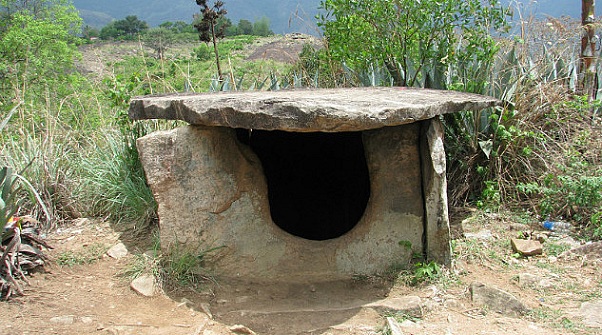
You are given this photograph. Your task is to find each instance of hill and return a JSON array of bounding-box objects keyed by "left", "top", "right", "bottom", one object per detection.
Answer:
[
  {"left": 72, "top": 0, "right": 583, "bottom": 35},
  {"left": 73, "top": 0, "right": 322, "bottom": 34}
]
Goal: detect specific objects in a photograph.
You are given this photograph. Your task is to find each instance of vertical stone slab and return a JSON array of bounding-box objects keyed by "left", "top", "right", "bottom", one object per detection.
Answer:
[
  {"left": 421, "top": 118, "right": 451, "bottom": 265},
  {"left": 135, "top": 125, "right": 272, "bottom": 254}
]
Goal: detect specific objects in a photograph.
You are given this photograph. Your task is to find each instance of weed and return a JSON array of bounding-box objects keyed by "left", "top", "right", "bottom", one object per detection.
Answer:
[
  {"left": 528, "top": 306, "right": 585, "bottom": 331},
  {"left": 412, "top": 261, "right": 442, "bottom": 284},
  {"left": 160, "top": 243, "right": 223, "bottom": 290},
  {"left": 55, "top": 243, "right": 108, "bottom": 266},
  {"left": 544, "top": 242, "right": 571, "bottom": 257}
]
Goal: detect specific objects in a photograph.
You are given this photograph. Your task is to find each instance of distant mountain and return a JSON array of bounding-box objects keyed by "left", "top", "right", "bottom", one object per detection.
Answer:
[
  {"left": 72, "top": 0, "right": 322, "bottom": 34},
  {"left": 72, "top": 0, "right": 585, "bottom": 34}
]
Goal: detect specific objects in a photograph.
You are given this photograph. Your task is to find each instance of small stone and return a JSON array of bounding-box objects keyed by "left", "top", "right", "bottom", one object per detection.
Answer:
[
  {"left": 399, "top": 319, "right": 418, "bottom": 328},
  {"left": 235, "top": 296, "right": 250, "bottom": 304},
  {"left": 470, "top": 282, "right": 528, "bottom": 316},
  {"left": 518, "top": 273, "right": 554, "bottom": 289},
  {"left": 229, "top": 324, "right": 257, "bottom": 335},
  {"left": 80, "top": 316, "right": 94, "bottom": 324},
  {"left": 444, "top": 298, "right": 467, "bottom": 310},
  {"left": 568, "top": 241, "right": 602, "bottom": 258},
  {"left": 385, "top": 317, "right": 404, "bottom": 335},
  {"left": 50, "top": 315, "right": 75, "bottom": 325},
  {"left": 464, "top": 230, "right": 493, "bottom": 240},
  {"left": 106, "top": 243, "right": 128, "bottom": 259},
  {"left": 579, "top": 300, "right": 602, "bottom": 328},
  {"left": 366, "top": 296, "right": 426, "bottom": 318},
  {"left": 130, "top": 274, "right": 159, "bottom": 297},
  {"left": 200, "top": 302, "right": 213, "bottom": 319},
  {"left": 511, "top": 239, "right": 543, "bottom": 256}
]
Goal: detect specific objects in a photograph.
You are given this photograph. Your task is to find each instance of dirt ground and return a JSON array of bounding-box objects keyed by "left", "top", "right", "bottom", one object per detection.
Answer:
[
  {"left": 2, "top": 211, "right": 601, "bottom": 335},
  {"left": 6, "top": 37, "right": 599, "bottom": 335}
]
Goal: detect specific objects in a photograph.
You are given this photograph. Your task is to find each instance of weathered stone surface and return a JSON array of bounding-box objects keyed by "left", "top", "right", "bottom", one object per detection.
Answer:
[
  {"left": 511, "top": 239, "right": 543, "bottom": 256},
  {"left": 106, "top": 242, "right": 128, "bottom": 259},
  {"left": 129, "top": 87, "right": 501, "bottom": 132},
  {"left": 567, "top": 241, "right": 602, "bottom": 258},
  {"left": 470, "top": 282, "right": 528, "bottom": 316},
  {"left": 385, "top": 317, "right": 405, "bottom": 335},
  {"left": 518, "top": 273, "right": 554, "bottom": 289},
  {"left": 130, "top": 274, "right": 160, "bottom": 297},
  {"left": 131, "top": 88, "right": 492, "bottom": 280},
  {"left": 137, "top": 124, "right": 426, "bottom": 280},
  {"left": 366, "top": 296, "right": 426, "bottom": 318},
  {"left": 230, "top": 325, "right": 257, "bottom": 335},
  {"left": 579, "top": 300, "right": 602, "bottom": 328},
  {"left": 464, "top": 230, "right": 494, "bottom": 240},
  {"left": 421, "top": 118, "right": 451, "bottom": 264}
]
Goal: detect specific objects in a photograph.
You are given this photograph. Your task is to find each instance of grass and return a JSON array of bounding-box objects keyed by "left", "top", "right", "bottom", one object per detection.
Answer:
[
  {"left": 527, "top": 307, "right": 585, "bottom": 332},
  {"left": 55, "top": 243, "right": 108, "bottom": 266},
  {"left": 159, "top": 242, "right": 224, "bottom": 290}
]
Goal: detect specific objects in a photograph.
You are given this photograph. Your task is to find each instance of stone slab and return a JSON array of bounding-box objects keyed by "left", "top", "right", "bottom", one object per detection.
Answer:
[{"left": 129, "top": 87, "right": 501, "bottom": 132}]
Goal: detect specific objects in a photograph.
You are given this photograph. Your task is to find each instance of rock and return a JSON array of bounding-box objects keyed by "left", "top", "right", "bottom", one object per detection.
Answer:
[
  {"left": 444, "top": 298, "right": 468, "bottom": 310},
  {"left": 106, "top": 242, "right": 128, "bottom": 259},
  {"left": 229, "top": 324, "right": 257, "bottom": 335},
  {"left": 132, "top": 88, "right": 501, "bottom": 279},
  {"left": 511, "top": 239, "right": 543, "bottom": 256},
  {"left": 464, "top": 230, "right": 493, "bottom": 240},
  {"left": 329, "top": 308, "right": 380, "bottom": 333},
  {"left": 200, "top": 302, "right": 213, "bottom": 319},
  {"left": 518, "top": 273, "right": 554, "bottom": 289},
  {"left": 366, "top": 296, "right": 427, "bottom": 318},
  {"left": 130, "top": 274, "right": 160, "bottom": 297},
  {"left": 567, "top": 241, "right": 602, "bottom": 258},
  {"left": 80, "top": 316, "right": 94, "bottom": 324},
  {"left": 470, "top": 282, "right": 528, "bottom": 316},
  {"left": 129, "top": 88, "right": 500, "bottom": 132},
  {"left": 385, "top": 317, "right": 405, "bottom": 335},
  {"left": 50, "top": 315, "right": 75, "bottom": 325},
  {"left": 579, "top": 300, "right": 602, "bottom": 328}
]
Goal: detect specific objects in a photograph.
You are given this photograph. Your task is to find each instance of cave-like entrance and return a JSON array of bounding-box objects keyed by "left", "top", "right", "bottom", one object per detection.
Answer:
[{"left": 237, "top": 129, "right": 371, "bottom": 241}]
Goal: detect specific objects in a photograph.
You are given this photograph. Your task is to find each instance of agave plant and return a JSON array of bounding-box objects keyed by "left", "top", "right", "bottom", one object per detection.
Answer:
[{"left": 1, "top": 104, "right": 52, "bottom": 300}]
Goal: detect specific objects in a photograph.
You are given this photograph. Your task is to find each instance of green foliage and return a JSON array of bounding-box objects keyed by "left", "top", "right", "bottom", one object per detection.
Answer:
[
  {"left": 517, "top": 163, "right": 602, "bottom": 228},
  {"left": 252, "top": 16, "right": 273, "bottom": 37},
  {"left": 237, "top": 19, "right": 253, "bottom": 35},
  {"left": 143, "top": 27, "right": 177, "bottom": 59},
  {"left": 99, "top": 15, "right": 148, "bottom": 40},
  {"left": 161, "top": 243, "right": 223, "bottom": 288},
  {"left": 76, "top": 127, "right": 157, "bottom": 230},
  {"left": 0, "top": 1, "right": 82, "bottom": 101},
  {"left": 159, "top": 21, "right": 195, "bottom": 34},
  {"left": 412, "top": 261, "right": 442, "bottom": 284},
  {"left": 318, "top": 0, "right": 509, "bottom": 87}
]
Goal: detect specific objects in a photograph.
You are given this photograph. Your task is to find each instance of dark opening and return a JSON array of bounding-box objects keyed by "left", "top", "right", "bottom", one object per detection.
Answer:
[{"left": 236, "top": 129, "right": 371, "bottom": 241}]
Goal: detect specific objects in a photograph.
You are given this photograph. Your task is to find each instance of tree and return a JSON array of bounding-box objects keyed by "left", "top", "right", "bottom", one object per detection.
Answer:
[
  {"left": 159, "top": 20, "right": 194, "bottom": 34},
  {"left": 252, "top": 16, "right": 273, "bottom": 37},
  {"left": 82, "top": 25, "right": 99, "bottom": 39},
  {"left": 143, "top": 27, "right": 176, "bottom": 59},
  {"left": 194, "top": 0, "right": 227, "bottom": 80},
  {"left": 580, "top": 0, "right": 597, "bottom": 99},
  {"left": 0, "top": 0, "right": 82, "bottom": 99},
  {"left": 99, "top": 15, "right": 148, "bottom": 40},
  {"left": 318, "top": 0, "right": 508, "bottom": 88},
  {"left": 114, "top": 15, "right": 148, "bottom": 38},
  {"left": 237, "top": 19, "right": 253, "bottom": 35}
]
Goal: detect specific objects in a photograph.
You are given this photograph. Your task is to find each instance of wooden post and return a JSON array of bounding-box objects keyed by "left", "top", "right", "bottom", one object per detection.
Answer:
[{"left": 580, "top": 0, "right": 597, "bottom": 99}]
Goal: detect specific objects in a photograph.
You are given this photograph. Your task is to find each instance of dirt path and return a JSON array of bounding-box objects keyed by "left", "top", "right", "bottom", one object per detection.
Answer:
[{"left": 2, "top": 212, "right": 601, "bottom": 335}]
